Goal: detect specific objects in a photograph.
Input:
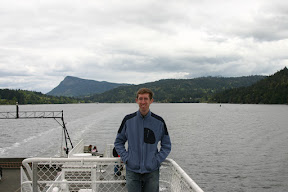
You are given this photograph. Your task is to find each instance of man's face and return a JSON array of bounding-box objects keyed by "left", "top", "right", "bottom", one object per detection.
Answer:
[{"left": 136, "top": 93, "right": 153, "bottom": 115}]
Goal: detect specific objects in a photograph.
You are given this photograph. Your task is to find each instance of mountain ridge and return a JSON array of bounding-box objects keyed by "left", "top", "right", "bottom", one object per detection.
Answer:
[
  {"left": 86, "top": 75, "right": 266, "bottom": 103},
  {"left": 211, "top": 67, "right": 288, "bottom": 104},
  {"left": 46, "top": 76, "right": 129, "bottom": 97},
  {"left": 2, "top": 67, "right": 288, "bottom": 104}
]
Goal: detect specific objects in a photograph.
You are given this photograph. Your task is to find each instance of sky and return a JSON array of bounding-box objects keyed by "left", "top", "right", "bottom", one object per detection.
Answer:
[{"left": 0, "top": 0, "right": 288, "bottom": 93}]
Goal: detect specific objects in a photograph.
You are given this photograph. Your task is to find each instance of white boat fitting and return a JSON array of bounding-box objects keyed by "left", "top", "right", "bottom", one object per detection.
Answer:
[{"left": 21, "top": 140, "right": 204, "bottom": 192}]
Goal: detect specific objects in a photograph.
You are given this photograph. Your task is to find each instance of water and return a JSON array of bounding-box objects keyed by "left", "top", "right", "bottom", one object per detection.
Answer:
[{"left": 0, "top": 103, "right": 288, "bottom": 192}]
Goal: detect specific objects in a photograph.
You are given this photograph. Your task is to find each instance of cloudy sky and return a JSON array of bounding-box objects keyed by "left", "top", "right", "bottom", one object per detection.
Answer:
[{"left": 0, "top": 0, "right": 288, "bottom": 93}]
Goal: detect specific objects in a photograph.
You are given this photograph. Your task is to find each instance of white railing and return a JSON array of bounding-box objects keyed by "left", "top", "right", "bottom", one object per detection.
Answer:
[
  {"left": 21, "top": 157, "right": 203, "bottom": 192},
  {"left": 68, "top": 140, "right": 110, "bottom": 158},
  {"left": 67, "top": 140, "right": 85, "bottom": 158},
  {"left": 103, "top": 144, "right": 114, "bottom": 158}
]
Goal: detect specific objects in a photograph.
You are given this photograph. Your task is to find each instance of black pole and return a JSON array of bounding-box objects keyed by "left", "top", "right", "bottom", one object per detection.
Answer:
[
  {"left": 61, "top": 110, "right": 73, "bottom": 155},
  {"left": 16, "top": 102, "right": 19, "bottom": 119},
  {"left": 61, "top": 111, "right": 69, "bottom": 155}
]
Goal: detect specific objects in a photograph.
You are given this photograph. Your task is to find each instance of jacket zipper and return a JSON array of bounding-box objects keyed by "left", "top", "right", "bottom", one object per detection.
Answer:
[{"left": 147, "top": 129, "right": 149, "bottom": 138}]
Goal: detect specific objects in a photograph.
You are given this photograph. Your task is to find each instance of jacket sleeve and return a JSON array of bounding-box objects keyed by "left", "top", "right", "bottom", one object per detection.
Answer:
[
  {"left": 156, "top": 122, "right": 171, "bottom": 164},
  {"left": 114, "top": 118, "right": 129, "bottom": 163}
]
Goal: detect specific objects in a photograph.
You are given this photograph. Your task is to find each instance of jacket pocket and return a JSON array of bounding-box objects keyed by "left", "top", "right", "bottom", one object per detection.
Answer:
[
  {"left": 144, "top": 128, "right": 156, "bottom": 144},
  {"left": 145, "top": 152, "right": 159, "bottom": 171},
  {"left": 127, "top": 150, "right": 140, "bottom": 170}
]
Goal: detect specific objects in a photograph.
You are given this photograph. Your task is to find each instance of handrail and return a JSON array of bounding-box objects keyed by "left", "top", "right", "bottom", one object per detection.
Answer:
[
  {"left": 22, "top": 157, "right": 204, "bottom": 192},
  {"left": 67, "top": 139, "right": 84, "bottom": 158},
  {"left": 165, "top": 158, "right": 204, "bottom": 192}
]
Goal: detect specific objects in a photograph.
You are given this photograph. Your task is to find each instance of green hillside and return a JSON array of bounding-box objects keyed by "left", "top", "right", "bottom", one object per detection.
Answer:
[
  {"left": 0, "top": 89, "right": 82, "bottom": 105},
  {"left": 4, "top": 69, "right": 286, "bottom": 105},
  {"left": 210, "top": 67, "right": 288, "bottom": 104},
  {"left": 87, "top": 76, "right": 265, "bottom": 103}
]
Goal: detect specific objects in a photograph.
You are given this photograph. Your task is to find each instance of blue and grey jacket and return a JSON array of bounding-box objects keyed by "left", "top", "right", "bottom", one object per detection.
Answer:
[{"left": 114, "top": 110, "right": 171, "bottom": 174}]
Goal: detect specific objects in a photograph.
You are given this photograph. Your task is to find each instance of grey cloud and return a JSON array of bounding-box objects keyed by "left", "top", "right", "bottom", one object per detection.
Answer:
[
  {"left": 106, "top": 54, "right": 242, "bottom": 75},
  {"left": 0, "top": 0, "right": 287, "bottom": 92},
  {"left": 252, "top": 16, "right": 288, "bottom": 41},
  {"left": 233, "top": 4, "right": 288, "bottom": 41},
  {"left": 200, "top": 1, "right": 288, "bottom": 42},
  {"left": 0, "top": 70, "right": 30, "bottom": 77},
  {"left": 238, "top": 11, "right": 288, "bottom": 42}
]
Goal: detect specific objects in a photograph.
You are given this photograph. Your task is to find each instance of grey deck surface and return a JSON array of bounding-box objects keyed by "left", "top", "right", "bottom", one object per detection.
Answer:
[
  {"left": 0, "top": 168, "right": 21, "bottom": 192},
  {"left": 0, "top": 158, "right": 25, "bottom": 192}
]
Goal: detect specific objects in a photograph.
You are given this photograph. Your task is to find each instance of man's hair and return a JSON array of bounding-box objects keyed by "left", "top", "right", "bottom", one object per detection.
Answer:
[{"left": 136, "top": 88, "right": 154, "bottom": 99}]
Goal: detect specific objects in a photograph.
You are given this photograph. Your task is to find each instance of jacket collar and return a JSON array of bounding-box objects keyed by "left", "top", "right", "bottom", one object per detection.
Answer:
[{"left": 137, "top": 110, "right": 151, "bottom": 119}]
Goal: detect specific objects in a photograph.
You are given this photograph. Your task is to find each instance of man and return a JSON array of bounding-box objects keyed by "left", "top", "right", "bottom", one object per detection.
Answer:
[{"left": 114, "top": 88, "right": 171, "bottom": 192}]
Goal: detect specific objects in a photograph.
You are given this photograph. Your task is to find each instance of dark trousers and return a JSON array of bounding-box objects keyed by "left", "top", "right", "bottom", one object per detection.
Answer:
[{"left": 126, "top": 169, "right": 159, "bottom": 192}]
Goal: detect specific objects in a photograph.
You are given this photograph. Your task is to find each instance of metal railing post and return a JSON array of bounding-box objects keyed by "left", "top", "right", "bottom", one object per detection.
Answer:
[
  {"left": 32, "top": 162, "right": 38, "bottom": 192},
  {"left": 91, "top": 165, "right": 97, "bottom": 192}
]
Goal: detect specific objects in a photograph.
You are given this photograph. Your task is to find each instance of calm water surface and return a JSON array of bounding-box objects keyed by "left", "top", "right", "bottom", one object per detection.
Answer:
[{"left": 1, "top": 103, "right": 288, "bottom": 192}]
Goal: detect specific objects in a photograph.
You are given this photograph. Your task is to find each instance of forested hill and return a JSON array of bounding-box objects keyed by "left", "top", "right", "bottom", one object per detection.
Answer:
[
  {"left": 47, "top": 76, "right": 129, "bottom": 97},
  {"left": 210, "top": 67, "right": 288, "bottom": 104},
  {"left": 86, "top": 75, "right": 265, "bottom": 103},
  {"left": 0, "top": 89, "right": 82, "bottom": 105}
]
